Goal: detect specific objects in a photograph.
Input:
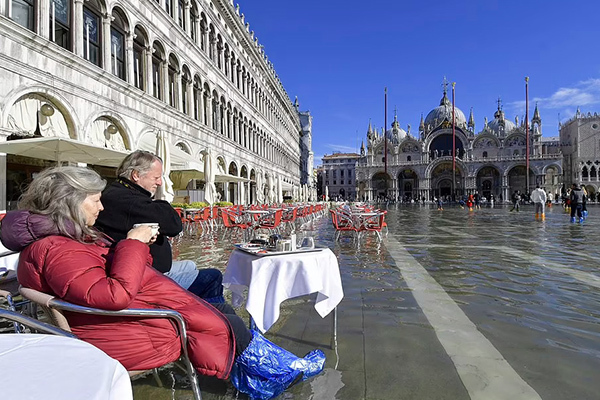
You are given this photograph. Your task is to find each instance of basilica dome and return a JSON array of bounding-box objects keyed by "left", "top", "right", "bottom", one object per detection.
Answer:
[
  {"left": 485, "top": 107, "right": 516, "bottom": 135},
  {"left": 385, "top": 116, "right": 406, "bottom": 145},
  {"left": 424, "top": 91, "right": 467, "bottom": 131}
]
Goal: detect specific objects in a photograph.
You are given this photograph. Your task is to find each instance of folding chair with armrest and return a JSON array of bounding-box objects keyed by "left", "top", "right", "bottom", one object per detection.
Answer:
[{"left": 19, "top": 286, "right": 203, "bottom": 400}]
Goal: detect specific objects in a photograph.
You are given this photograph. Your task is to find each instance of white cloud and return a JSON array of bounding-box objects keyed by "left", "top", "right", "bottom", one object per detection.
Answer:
[
  {"left": 508, "top": 79, "right": 600, "bottom": 113},
  {"left": 327, "top": 144, "right": 359, "bottom": 153}
]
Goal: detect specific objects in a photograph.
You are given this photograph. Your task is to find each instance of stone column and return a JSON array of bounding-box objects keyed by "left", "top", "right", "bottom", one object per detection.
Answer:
[
  {"left": 186, "top": 81, "right": 194, "bottom": 117},
  {"left": 39, "top": 0, "right": 50, "bottom": 40},
  {"left": 197, "top": 87, "right": 204, "bottom": 124},
  {"left": 161, "top": 62, "right": 169, "bottom": 103},
  {"left": 205, "top": 93, "right": 212, "bottom": 129},
  {"left": 184, "top": 1, "right": 191, "bottom": 35},
  {"left": 102, "top": 13, "right": 112, "bottom": 72},
  {"left": 175, "top": 71, "right": 182, "bottom": 110},
  {"left": 73, "top": 0, "right": 84, "bottom": 57},
  {"left": 226, "top": 109, "right": 232, "bottom": 139},
  {"left": 125, "top": 34, "right": 134, "bottom": 85},
  {"left": 145, "top": 46, "right": 153, "bottom": 95}
]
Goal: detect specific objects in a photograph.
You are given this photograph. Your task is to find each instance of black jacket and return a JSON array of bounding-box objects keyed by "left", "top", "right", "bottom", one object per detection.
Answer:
[
  {"left": 570, "top": 188, "right": 585, "bottom": 205},
  {"left": 95, "top": 178, "right": 183, "bottom": 273}
]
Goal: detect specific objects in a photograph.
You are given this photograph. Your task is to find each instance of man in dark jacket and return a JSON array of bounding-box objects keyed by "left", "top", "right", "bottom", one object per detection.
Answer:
[
  {"left": 95, "top": 150, "right": 224, "bottom": 302},
  {"left": 569, "top": 183, "right": 586, "bottom": 223}
]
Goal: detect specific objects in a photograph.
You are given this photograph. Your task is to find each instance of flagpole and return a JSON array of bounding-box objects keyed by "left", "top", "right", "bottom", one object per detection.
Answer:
[
  {"left": 452, "top": 82, "right": 456, "bottom": 200},
  {"left": 384, "top": 87, "right": 388, "bottom": 197},
  {"left": 525, "top": 76, "right": 529, "bottom": 195},
  {"left": 384, "top": 87, "right": 388, "bottom": 174}
]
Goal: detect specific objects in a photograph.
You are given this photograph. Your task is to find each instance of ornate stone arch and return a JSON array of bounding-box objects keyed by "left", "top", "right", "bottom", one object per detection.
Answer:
[
  {"left": 82, "top": 109, "right": 132, "bottom": 150},
  {"left": 4, "top": 87, "right": 80, "bottom": 139}
]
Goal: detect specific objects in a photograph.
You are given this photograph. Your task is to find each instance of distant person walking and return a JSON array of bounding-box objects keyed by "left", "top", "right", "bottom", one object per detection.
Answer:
[
  {"left": 531, "top": 185, "right": 547, "bottom": 220},
  {"left": 489, "top": 194, "right": 495, "bottom": 208},
  {"left": 510, "top": 190, "right": 521, "bottom": 212},
  {"left": 436, "top": 197, "right": 443, "bottom": 210},
  {"left": 581, "top": 186, "right": 588, "bottom": 218},
  {"left": 570, "top": 183, "right": 586, "bottom": 223}
]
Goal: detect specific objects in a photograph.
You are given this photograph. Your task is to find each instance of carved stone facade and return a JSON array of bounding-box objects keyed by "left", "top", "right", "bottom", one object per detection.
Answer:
[
  {"left": 0, "top": 0, "right": 310, "bottom": 208},
  {"left": 355, "top": 88, "right": 563, "bottom": 203},
  {"left": 559, "top": 109, "right": 600, "bottom": 198}
]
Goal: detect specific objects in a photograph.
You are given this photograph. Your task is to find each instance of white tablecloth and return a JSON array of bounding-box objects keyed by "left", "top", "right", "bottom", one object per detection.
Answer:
[
  {"left": 223, "top": 248, "right": 344, "bottom": 333},
  {"left": 0, "top": 334, "right": 132, "bottom": 400}
]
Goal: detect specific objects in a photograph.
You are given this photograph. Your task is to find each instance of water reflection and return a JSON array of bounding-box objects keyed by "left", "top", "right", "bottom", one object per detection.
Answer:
[{"left": 142, "top": 204, "right": 600, "bottom": 399}]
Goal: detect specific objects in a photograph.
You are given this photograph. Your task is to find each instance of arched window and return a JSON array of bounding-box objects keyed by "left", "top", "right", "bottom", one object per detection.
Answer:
[
  {"left": 407, "top": 156, "right": 411, "bottom": 161},
  {"left": 168, "top": 54, "right": 178, "bottom": 108},
  {"left": 12, "top": 0, "right": 35, "bottom": 31},
  {"left": 181, "top": 66, "right": 191, "bottom": 115},
  {"left": 483, "top": 151, "right": 488, "bottom": 158},
  {"left": 591, "top": 166, "right": 597, "bottom": 180},
  {"left": 192, "top": 76, "right": 201, "bottom": 121},
  {"left": 190, "top": 6, "right": 198, "bottom": 43},
  {"left": 110, "top": 9, "right": 128, "bottom": 81},
  {"left": 178, "top": 0, "right": 185, "bottom": 30},
  {"left": 152, "top": 42, "right": 164, "bottom": 100},
  {"left": 83, "top": 0, "right": 102, "bottom": 67},
  {"left": 50, "top": 0, "right": 72, "bottom": 50},
  {"left": 582, "top": 166, "right": 589, "bottom": 179},
  {"left": 132, "top": 26, "right": 147, "bottom": 91}
]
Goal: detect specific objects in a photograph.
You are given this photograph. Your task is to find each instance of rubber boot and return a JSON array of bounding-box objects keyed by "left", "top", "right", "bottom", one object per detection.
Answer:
[
  {"left": 583, "top": 210, "right": 588, "bottom": 218},
  {"left": 535, "top": 213, "right": 539, "bottom": 220},
  {"left": 230, "top": 330, "right": 326, "bottom": 400},
  {"left": 571, "top": 217, "right": 576, "bottom": 223},
  {"left": 579, "top": 217, "right": 584, "bottom": 223},
  {"left": 541, "top": 213, "right": 545, "bottom": 221}
]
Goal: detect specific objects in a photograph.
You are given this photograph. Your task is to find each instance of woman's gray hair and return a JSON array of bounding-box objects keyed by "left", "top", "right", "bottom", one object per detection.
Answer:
[
  {"left": 117, "top": 150, "right": 162, "bottom": 179},
  {"left": 18, "top": 166, "right": 106, "bottom": 242}
]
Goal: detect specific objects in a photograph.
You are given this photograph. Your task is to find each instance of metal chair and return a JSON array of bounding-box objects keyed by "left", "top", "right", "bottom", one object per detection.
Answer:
[{"left": 19, "top": 286, "right": 203, "bottom": 400}]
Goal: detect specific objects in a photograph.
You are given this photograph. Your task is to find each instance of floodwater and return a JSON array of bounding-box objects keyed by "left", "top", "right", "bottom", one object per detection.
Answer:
[{"left": 133, "top": 203, "right": 600, "bottom": 399}]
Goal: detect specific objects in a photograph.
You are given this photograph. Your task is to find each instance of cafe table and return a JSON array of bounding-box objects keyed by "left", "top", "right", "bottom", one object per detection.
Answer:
[
  {"left": 223, "top": 246, "right": 344, "bottom": 347},
  {"left": 1, "top": 334, "right": 132, "bottom": 399}
]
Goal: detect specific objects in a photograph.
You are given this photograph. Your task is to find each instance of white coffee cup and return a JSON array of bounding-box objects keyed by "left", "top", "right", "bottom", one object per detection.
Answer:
[{"left": 133, "top": 223, "right": 159, "bottom": 236}]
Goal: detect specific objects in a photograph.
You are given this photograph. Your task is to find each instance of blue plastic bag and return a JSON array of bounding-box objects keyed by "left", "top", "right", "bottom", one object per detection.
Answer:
[{"left": 230, "top": 330, "right": 326, "bottom": 399}]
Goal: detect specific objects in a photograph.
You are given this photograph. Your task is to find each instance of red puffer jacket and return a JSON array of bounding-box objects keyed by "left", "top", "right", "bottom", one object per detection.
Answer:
[{"left": 4, "top": 211, "right": 235, "bottom": 379}]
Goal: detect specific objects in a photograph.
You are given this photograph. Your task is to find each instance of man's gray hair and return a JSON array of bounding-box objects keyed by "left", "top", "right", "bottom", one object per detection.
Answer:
[
  {"left": 117, "top": 150, "right": 162, "bottom": 179},
  {"left": 18, "top": 166, "right": 106, "bottom": 242}
]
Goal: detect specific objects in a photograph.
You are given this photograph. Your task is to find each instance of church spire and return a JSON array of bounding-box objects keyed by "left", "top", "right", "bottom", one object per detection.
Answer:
[
  {"left": 494, "top": 97, "right": 505, "bottom": 120},
  {"left": 367, "top": 118, "right": 373, "bottom": 134},
  {"left": 532, "top": 102, "right": 541, "bottom": 124},
  {"left": 468, "top": 107, "right": 475, "bottom": 130},
  {"left": 419, "top": 113, "right": 424, "bottom": 131}
]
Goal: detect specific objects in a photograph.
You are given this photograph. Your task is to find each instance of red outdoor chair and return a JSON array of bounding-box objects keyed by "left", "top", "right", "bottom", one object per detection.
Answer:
[{"left": 330, "top": 209, "right": 356, "bottom": 241}]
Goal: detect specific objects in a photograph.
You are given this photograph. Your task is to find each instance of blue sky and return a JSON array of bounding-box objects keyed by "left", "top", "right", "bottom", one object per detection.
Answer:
[{"left": 239, "top": 0, "right": 600, "bottom": 165}]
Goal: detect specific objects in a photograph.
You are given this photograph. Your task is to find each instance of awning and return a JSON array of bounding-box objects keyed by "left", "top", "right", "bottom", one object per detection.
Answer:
[
  {"left": 215, "top": 174, "right": 250, "bottom": 183},
  {"left": 281, "top": 182, "right": 294, "bottom": 191},
  {"left": 0, "top": 136, "right": 130, "bottom": 167}
]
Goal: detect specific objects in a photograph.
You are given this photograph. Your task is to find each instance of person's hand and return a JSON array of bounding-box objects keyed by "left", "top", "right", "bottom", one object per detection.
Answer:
[{"left": 127, "top": 226, "right": 156, "bottom": 244}]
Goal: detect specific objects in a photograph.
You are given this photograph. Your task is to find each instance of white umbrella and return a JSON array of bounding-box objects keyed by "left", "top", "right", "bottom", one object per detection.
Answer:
[
  {"left": 202, "top": 148, "right": 217, "bottom": 205},
  {"left": 292, "top": 185, "right": 298, "bottom": 202},
  {"left": 325, "top": 186, "right": 329, "bottom": 201},
  {"left": 154, "top": 130, "right": 174, "bottom": 202},
  {"left": 0, "top": 136, "right": 129, "bottom": 167},
  {"left": 277, "top": 175, "right": 283, "bottom": 204},
  {"left": 255, "top": 172, "right": 264, "bottom": 204},
  {"left": 267, "top": 175, "right": 275, "bottom": 204}
]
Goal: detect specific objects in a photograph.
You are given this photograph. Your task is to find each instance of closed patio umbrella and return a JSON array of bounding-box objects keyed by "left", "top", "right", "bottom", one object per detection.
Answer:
[
  {"left": 202, "top": 149, "right": 217, "bottom": 205},
  {"left": 154, "top": 130, "right": 174, "bottom": 202}
]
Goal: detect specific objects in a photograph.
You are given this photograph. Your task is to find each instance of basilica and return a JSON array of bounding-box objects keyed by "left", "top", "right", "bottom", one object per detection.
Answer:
[{"left": 354, "top": 87, "right": 563, "bottom": 203}]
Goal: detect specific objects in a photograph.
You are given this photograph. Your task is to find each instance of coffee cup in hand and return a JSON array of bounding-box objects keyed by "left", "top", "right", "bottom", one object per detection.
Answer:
[{"left": 133, "top": 223, "right": 159, "bottom": 237}]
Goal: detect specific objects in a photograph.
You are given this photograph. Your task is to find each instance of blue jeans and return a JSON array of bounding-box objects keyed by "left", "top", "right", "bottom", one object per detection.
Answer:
[
  {"left": 187, "top": 268, "right": 224, "bottom": 303},
  {"left": 165, "top": 260, "right": 224, "bottom": 303}
]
